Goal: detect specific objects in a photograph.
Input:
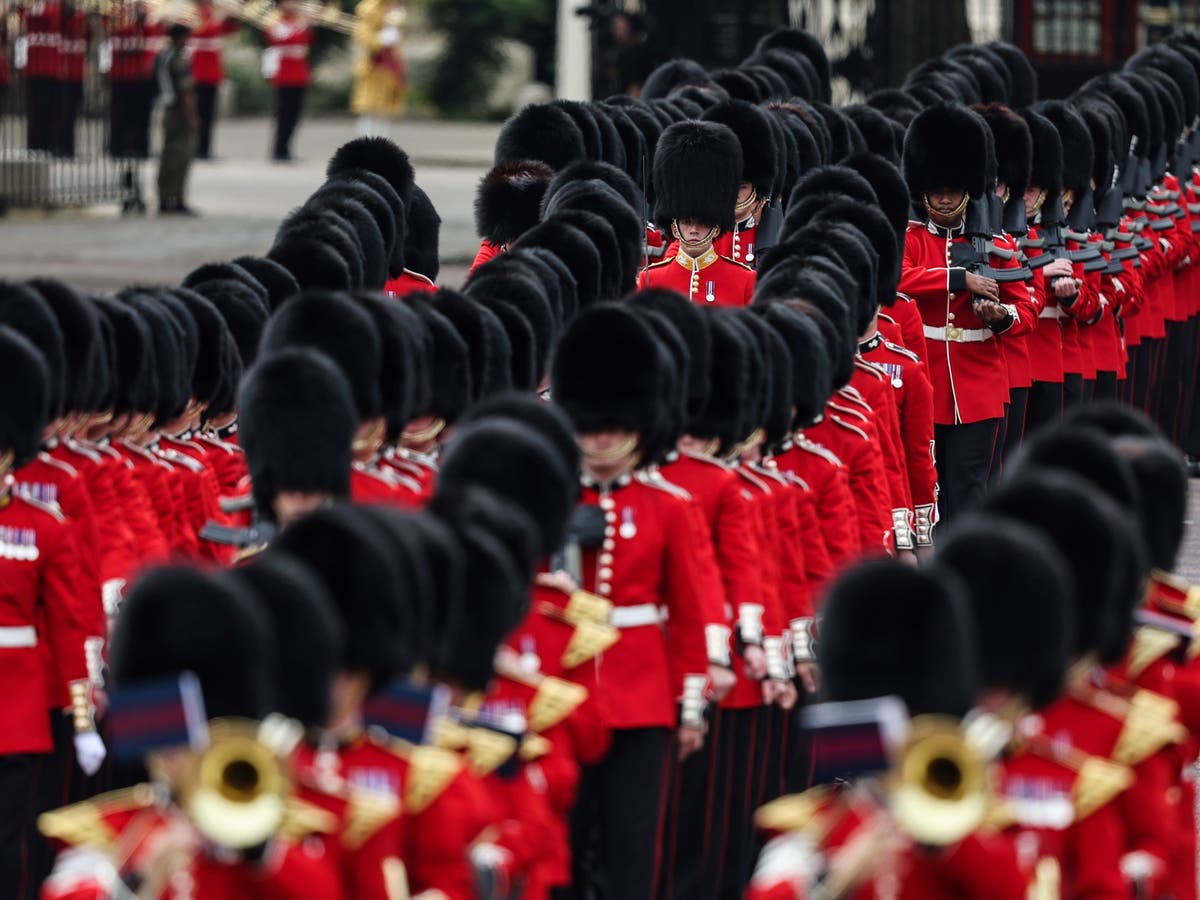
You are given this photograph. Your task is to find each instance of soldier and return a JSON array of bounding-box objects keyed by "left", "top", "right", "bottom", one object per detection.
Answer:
[
  {"left": 55, "top": 0, "right": 88, "bottom": 158},
  {"left": 639, "top": 121, "right": 756, "bottom": 307},
  {"left": 155, "top": 22, "right": 199, "bottom": 215},
  {"left": 188, "top": 0, "right": 240, "bottom": 160},
  {"left": 106, "top": 0, "right": 161, "bottom": 159},
  {"left": 20, "top": 0, "right": 61, "bottom": 154},
  {"left": 264, "top": 0, "right": 313, "bottom": 162}
]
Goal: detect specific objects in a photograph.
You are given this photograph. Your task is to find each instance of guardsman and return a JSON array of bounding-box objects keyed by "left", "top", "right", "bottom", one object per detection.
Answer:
[
  {"left": 20, "top": 0, "right": 61, "bottom": 153},
  {"left": 470, "top": 160, "right": 554, "bottom": 271},
  {"left": 106, "top": 0, "right": 162, "bottom": 159},
  {"left": 550, "top": 303, "right": 715, "bottom": 900},
  {"left": 898, "top": 103, "right": 1021, "bottom": 520},
  {"left": 639, "top": 120, "right": 756, "bottom": 307},
  {"left": 264, "top": 0, "right": 313, "bottom": 162},
  {"left": 0, "top": 326, "right": 100, "bottom": 900},
  {"left": 55, "top": 0, "right": 88, "bottom": 158},
  {"left": 188, "top": 0, "right": 240, "bottom": 159}
]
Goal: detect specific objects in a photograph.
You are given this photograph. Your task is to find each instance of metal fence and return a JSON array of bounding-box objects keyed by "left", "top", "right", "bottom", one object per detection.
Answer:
[{"left": 0, "top": 0, "right": 146, "bottom": 212}]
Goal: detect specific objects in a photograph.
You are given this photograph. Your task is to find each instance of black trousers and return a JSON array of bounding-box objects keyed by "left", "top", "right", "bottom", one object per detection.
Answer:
[
  {"left": 716, "top": 708, "right": 765, "bottom": 900},
  {"left": 25, "top": 77, "right": 57, "bottom": 152},
  {"left": 0, "top": 754, "right": 37, "bottom": 900},
  {"left": 54, "top": 81, "right": 82, "bottom": 158},
  {"left": 933, "top": 418, "right": 1000, "bottom": 522},
  {"left": 569, "top": 726, "right": 671, "bottom": 900},
  {"left": 1162, "top": 321, "right": 1189, "bottom": 444},
  {"left": 1133, "top": 340, "right": 1154, "bottom": 412},
  {"left": 109, "top": 79, "right": 155, "bottom": 158},
  {"left": 662, "top": 712, "right": 722, "bottom": 900},
  {"left": 1094, "top": 371, "right": 1119, "bottom": 403},
  {"left": 24, "top": 713, "right": 79, "bottom": 900},
  {"left": 1025, "top": 381, "right": 1064, "bottom": 439},
  {"left": 195, "top": 82, "right": 218, "bottom": 158},
  {"left": 1063, "top": 373, "right": 1084, "bottom": 410},
  {"left": 1002, "top": 386, "right": 1030, "bottom": 462},
  {"left": 273, "top": 85, "right": 305, "bottom": 159}
]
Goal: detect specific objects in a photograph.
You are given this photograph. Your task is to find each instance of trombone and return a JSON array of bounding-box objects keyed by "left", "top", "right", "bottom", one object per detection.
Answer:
[{"left": 295, "top": 0, "right": 355, "bottom": 35}]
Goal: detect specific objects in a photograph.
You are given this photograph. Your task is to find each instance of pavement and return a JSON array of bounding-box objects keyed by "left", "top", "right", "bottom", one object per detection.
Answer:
[{"left": 0, "top": 116, "right": 498, "bottom": 290}]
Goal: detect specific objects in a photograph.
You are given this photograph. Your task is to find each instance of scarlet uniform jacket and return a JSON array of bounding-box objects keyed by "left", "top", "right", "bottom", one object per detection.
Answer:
[
  {"left": 105, "top": 18, "right": 163, "bottom": 81},
  {"left": 265, "top": 12, "right": 312, "bottom": 88},
  {"left": 384, "top": 270, "right": 437, "bottom": 297},
  {"left": 188, "top": 7, "right": 240, "bottom": 85},
  {"left": 19, "top": 1, "right": 62, "bottom": 78},
  {"left": 899, "top": 220, "right": 1025, "bottom": 425},
  {"left": 576, "top": 474, "right": 713, "bottom": 730},
  {"left": 769, "top": 437, "right": 861, "bottom": 570},
  {"left": 638, "top": 248, "right": 756, "bottom": 308},
  {"left": 0, "top": 488, "right": 91, "bottom": 755}
]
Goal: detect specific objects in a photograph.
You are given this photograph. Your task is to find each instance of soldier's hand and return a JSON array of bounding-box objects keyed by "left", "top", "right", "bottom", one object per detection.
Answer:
[
  {"left": 964, "top": 271, "right": 999, "bottom": 301},
  {"left": 915, "top": 544, "right": 936, "bottom": 565},
  {"left": 707, "top": 664, "right": 737, "bottom": 701},
  {"left": 677, "top": 725, "right": 705, "bottom": 761},
  {"left": 794, "top": 662, "right": 819, "bottom": 695},
  {"left": 1053, "top": 276, "right": 1081, "bottom": 299},
  {"left": 1043, "top": 257, "right": 1074, "bottom": 279},
  {"left": 972, "top": 298, "right": 1010, "bottom": 326},
  {"left": 742, "top": 645, "right": 768, "bottom": 682},
  {"left": 897, "top": 548, "right": 919, "bottom": 568}
]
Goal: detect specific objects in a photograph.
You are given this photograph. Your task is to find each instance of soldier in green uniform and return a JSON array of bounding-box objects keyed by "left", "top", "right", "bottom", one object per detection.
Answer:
[{"left": 156, "top": 23, "right": 199, "bottom": 215}]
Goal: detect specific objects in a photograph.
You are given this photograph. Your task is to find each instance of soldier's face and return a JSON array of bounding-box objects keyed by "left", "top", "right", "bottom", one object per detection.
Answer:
[
  {"left": 579, "top": 430, "right": 639, "bottom": 480},
  {"left": 1061, "top": 188, "right": 1075, "bottom": 215},
  {"left": 676, "top": 219, "right": 714, "bottom": 244},
  {"left": 1024, "top": 187, "right": 1046, "bottom": 217},
  {"left": 926, "top": 188, "right": 966, "bottom": 217}
]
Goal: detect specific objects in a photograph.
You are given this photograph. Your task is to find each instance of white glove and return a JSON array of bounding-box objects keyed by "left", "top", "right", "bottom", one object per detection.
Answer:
[
  {"left": 379, "top": 25, "right": 400, "bottom": 46},
  {"left": 74, "top": 731, "right": 107, "bottom": 776}
]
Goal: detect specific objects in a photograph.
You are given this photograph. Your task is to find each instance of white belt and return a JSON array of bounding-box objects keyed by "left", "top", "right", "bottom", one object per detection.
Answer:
[
  {"left": 61, "top": 40, "right": 86, "bottom": 54},
  {"left": 189, "top": 38, "right": 223, "bottom": 51},
  {"left": 0, "top": 626, "right": 37, "bottom": 648},
  {"left": 276, "top": 45, "right": 309, "bottom": 58},
  {"left": 1039, "top": 306, "right": 1063, "bottom": 320},
  {"left": 26, "top": 34, "right": 61, "bottom": 47},
  {"left": 610, "top": 603, "right": 665, "bottom": 629},
  {"left": 923, "top": 324, "right": 994, "bottom": 343}
]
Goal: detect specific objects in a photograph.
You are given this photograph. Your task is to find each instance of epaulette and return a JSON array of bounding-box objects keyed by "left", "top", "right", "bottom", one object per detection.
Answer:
[
  {"left": 157, "top": 448, "right": 204, "bottom": 474},
  {"left": 1111, "top": 690, "right": 1186, "bottom": 766},
  {"left": 718, "top": 254, "right": 755, "bottom": 271},
  {"left": 1126, "top": 625, "right": 1184, "bottom": 678},
  {"left": 62, "top": 439, "right": 102, "bottom": 464},
  {"left": 389, "top": 742, "right": 461, "bottom": 815},
  {"left": 754, "top": 785, "right": 834, "bottom": 834},
  {"left": 852, "top": 359, "right": 885, "bottom": 380},
  {"left": 194, "top": 433, "right": 240, "bottom": 455},
  {"left": 463, "top": 727, "right": 520, "bottom": 778},
  {"left": 1072, "top": 756, "right": 1134, "bottom": 819},
  {"left": 636, "top": 469, "right": 693, "bottom": 501},
  {"left": 36, "top": 451, "right": 77, "bottom": 477},
  {"left": 341, "top": 789, "right": 401, "bottom": 850},
  {"left": 830, "top": 416, "right": 870, "bottom": 441},
  {"left": 681, "top": 449, "right": 733, "bottom": 471},
  {"left": 750, "top": 463, "right": 789, "bottom": 487},
  {"left": 883, "top": 340, "right": 920, "bottom": 362},
  {"left": 519, "top": 733, "right": 553, "bottom": 762},
  {"left": 734, "top": 465, "right": 771, "bottom": 494},
  {"left": 38, "top": 783, "right": 158, "bottom": 849},
  {"left": 562, "top": 619, "right": 619, "bottom": 669},
  {"left": 528, "top": 676, "right": 588, "bottom": 732},
  {"left": 278, "top": 795, "right": 340, "bottom": 843},
  {"left": 119, "top": 440, "right": 175, "bottom": 471},
  {"left": 163, "top": 435, "right": 208, "bottom": 456},
  {"left": 793, "top": 435, "right": 843, "bottom": 467},
  {"left": 12, "top": 491, "right": 66, "bottom": 523},
  {"left": 644, "top": 256, "right": 675, "bottom": 270},
  {"left": 828, "top": 402, "right": 868, "bottom": 423}
]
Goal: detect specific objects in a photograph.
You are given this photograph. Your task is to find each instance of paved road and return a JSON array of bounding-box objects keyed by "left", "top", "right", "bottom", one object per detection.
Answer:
[{"left": 0, "top": 116, "right": 496, "bottom": 290}]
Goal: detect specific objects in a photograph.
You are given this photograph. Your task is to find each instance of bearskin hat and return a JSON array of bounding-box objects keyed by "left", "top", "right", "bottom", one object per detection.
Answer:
[
  {"left": 628, "top": 288, "right": 711, "bottom": 422},
  {"left": 820, "top": 559, "right": 978, "bottom": 717},
  {"left": 118, "top": 295, "right": 185, "bottom": 426},
  {"left": 427, "top": 289, "right": 497, "bottom": 403},
  {"left": 402, "top": 299, "right": 472, "bottom": 425},
  {"left": 811, "top": 198, "right": 900, "bottom": 306},
  {"left": 1033, "top": 100, "right": 1093, "bottom": 195},
  {"left": 628, "top": 306, "right": 687, "bottom": 463},
  {"left": 755, "top": 27, "right": 831, "bottom": 102},
  {"left": 267, "top": 235, "right": 353, "bottom": 292},
  {"left": 641, "top": 58, "right": 710, "bottom": 100},
  {"left": 166, "top": 287, "right": 228, "bottom": 408},
  {"left": 230, "top": 256, "right": 300, "bottom": 309},
  {"left": 545, "top": 208, "right": 624, "bottom": 301},
  {"left": 903, "top": 102, "right": 990, "bottom": 205},
  {"left": 699, "top": 99, "right": 779, "bottom": 200},
  {"left": 310, "top": 180, "right": 397, "bottom": 274},
  {"left": 182, "top": 261, "right": 268, "bottom": 307},
  {"left": 259, "top": 290, "right": 382, "bottom": 421},
  {"left": 586, "top": 102, "right": 627, "bottom": 171},
  {"left": 937, "top": 513, "right": 1074, "bottom": 709},
  {"left": 304, "top": 193, "right": 387, "bottom": 290},
  {"left": 475, "top": 161, "right": 554, "bottom": 247},
  {"left": 439, "top": 417, "right": 574, "bottom": 558},
  {"left": 405, "top": 185, "right": 442, "bottom": 283},
  {"left": 192, "top": 279, "right": 269, "bottom": 368},
  {"left": 1018, "top": 108, "right": 1063, "bottom": 196},
  {"left": 0, "top": 327, "right": 49, "bottom": 466},
  {"left": 600, "top": 104, "right": 648, "bottom": 184},
  {"left": 322, "top": 168, "right": 408, "bottom": 278},
  {"left": 475, "top": 300, "right": 514, "bottom": 397},
  {"left": 26, "top": 278, "right": 99, "bottom": 414},
  {"left": 863, "top": 87, "right": 923, "bottom": 128},
  {"left": 326, "top": 136, "right": 415, "bottom": 209},
  {"left": 1111, "top": 435, "right": 1188, "bottom": 572},
  {"left": 551, "top": 304, "right": 665, "bottom": 443},
  {"left": 351, "top": 293, "right": 418, "bottom": 435},
  {"left": 237, "top": 348, "right": 355, "bottom": 519},
  {"left": 512, "top": 220, "right": 603, "bottom": 309},
  {"left": 842, "top": 104, "right": 899, "bottom": 164},
  {"left": 543, "top": 179, "right": 643, "bottom": 295},
  {"left": 743, "top": 48, "right": 817, "bottom": 97},
  {"left": 93, "top": 297, "right": 156, "bottom": 416},
  {"left": 276, "top": 209, "right": 366, "bottom": 289},
  {"left": 652, "top": 121, "right": 743, "bottom": 233},
  {"left": 986, "top": 41, "right": 1037, "bottom": 106},
  {"left": 465, "top": 272, "right": 553, "bottom": 386},
  {"left": 495, "top": 103, "right": 587, "bottom": 171},
  {"left": 686, "top": 309, "right": 750, "bottom": 449},
  {"left": 755, "top": 302, "right": 832, "bottom": 428},
  {"left": 471, "top": 249, "right": 564, "bottom": 327},
  {"left": 553, "top": 99, "right": 602, "bottom": 158},
  {"left": 458, "top": 391, "right": 580, "bottom": 482},
  {"left": 975, "top": 103, "right": 1033, "bottom": 196},
  {"left": 842, "top": 151, "right": 911, "bottom": 246},
  {"left": 111, "top": 566, "right": 273, "bottom": 721},
  {"left": 739, "top": 309, "right": 793, "bottom": 447},
  {"left": 0, "top": 282, "right": 66, "bottom": 420},
  {"left": 271, "top": 504, "right": 415, "bottom": 680},
  {"left": 231, "top": 554, "right": 343, "bottom": 728}
]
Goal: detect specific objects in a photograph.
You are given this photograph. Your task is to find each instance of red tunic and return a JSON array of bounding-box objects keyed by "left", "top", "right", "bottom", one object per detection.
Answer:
[
  {"left": 769, "top": 437, "right": 861, "bottom": 571},
  {"left": 265, "top": 13, "right": 311, "bottom": 88},
  {"left": 638, "top": 247, "right": 755, "bottom": 308},
  {"left": 58, "top": 8, "right": 88, "bottom": 83},
  {"left": 384, "top": 269, "right": 437, "bottom": 297},
  {"left": 105, "top": 17, "right": 162, "bottom": 82},
  {"left": 188, "top": 7, "right": 240, "bottom": 84},
  {"left": 20, "top": 1, "right": 61, "bottom": 79}
]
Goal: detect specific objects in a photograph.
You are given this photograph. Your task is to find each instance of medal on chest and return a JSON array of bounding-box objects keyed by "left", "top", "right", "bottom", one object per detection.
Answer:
[
  {"left": 619, "top": 507, "right": 637, "bottom": 540},
  {"left": 0, "top": 526, "right": 39, "bottom": 561}
]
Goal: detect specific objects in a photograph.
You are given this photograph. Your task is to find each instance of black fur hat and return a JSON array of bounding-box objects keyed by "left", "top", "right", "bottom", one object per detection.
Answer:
[
  {"left": 841, "top": 151, "right": 911, "bottom": 245},
  {"left": 811, "top": 198, "right": 900, "bottom": 306},
  {"left": 512, "top": 220, "right": 603, "bottom": 309},
  {"left": 26, "top": 278, "right": 99, "bottom": 414},
  {"left": 545, "top": 159, "right": 646, "bottom": 215},
  {"left": 545, "top": 208, "right": 624, "bottom": 301},
  {"left": 743, "top": 48, "right": 817, "bottom": 97},
  {"left": 628, "top": 288, "right": 711, "bottom": 423},
  {"left": 495, "top": 103, "right": 587, "bottom": 170},
  {"left": 1019, "top": 108, "right": 1063, "bottom": 195},
  {"left": 111, "top": 565, "right": 273, "bottom": 720},
  {"left": 182, "top": 261, "right": 269, "bottom": 307},
  {"left": 755, "top": 27, "right": 831, "bottom": 102},
  {"left": 439, "top": 417, "right": 574, "bottom": 558},
  {"left": 276, "top": 210, "right": 366, "bottom": 289},
  {"left": 820, "top": 559, "right": 979, "bottom": 717},
  {"left": 238, "top": 347, "right": 355, "bottom": 519},
  {"left": 192, "top": 279, "right": 269, "bottom": 369},
  {"left": 351, "top": 293, "right": 418, "bottom": 436},
  {"left": 404, "top": 185, "right": 442, "bottom": 283},
  {"left": 975, "top": 103, "right": 1033, "bottom": 195},
  {"left": 271, "top": 504, "right": 416, "bottom": 679},
  {"left": 465, "top": 270, "right": 555, "bottom": 385},
  {"left": 739, "top": 309, "right": 793, "bottom": 447},
  {"left": 652, "top": 120, "right": 743, "bottom": 233},
  {"left": 430, "top": 289, "right": 501, "bottom": 402},
  {"left": 641, "top": 58, "right": 711, "bottom": 100},
  {"left": 476, "top": 302, "right": 515, "bottom": 398},
  {"left": 167, "top": 287, "right": 228, "bottom": 408},
  {"left": 842, "top": 104, "right": 900, "bottom": 164},
  {"left": 475, "top": 160, "right": 554, "bottom": 247},
  {"left": 457, "top": 391, "right": 580, "bottom": 482},
  {"left": 936, "top": 513, "right": 1074, "bottom": 709},
  {"left": 601, "top": 104, "right": 649, "bottom": 184},
  {"left": 231, "top": 553, "right": 343, "bottom": 728},
  {"left": 551, "top": 303, "right": 665, "bottom": 443},
  {"left": 586, "top": 102, "right": 627, "bottom": 171},
  {"left": 701, "top": 99, "right": 779, "bottom": 199},
  {"left": 259, "top": 289, "right": 382, "bottom": 421},
  {"left": 230, "top": 256, "right": 300, "bottom": 309},
  {"left": 903, "top": 102, "right": 990, "bottom": 205},
  {"left": 0, "top": 282, "right": 66, "bottom": 420},
  {"left": 1081, "top": 75, "right": 1149, "bottom": 163},
  {"left": 470, "top": 249, "right": 565, "bottom": 327},
  {"left": 864, "top": 87, "right": 923, "bottom": 128},
  {"left": 689, "top": 309, "right": 752, "bottom": 449},
  {"left": 1033, "top": 100, "right": 1093, "bottom": 195},
  {"left": 1112, "top": 435, "right": 1188, "bottom": 572},
  {"left": 322, "top": 168, "right": 408, "bottom": 279},
  {"left": 267, "top": 235, "right": 353, "bottom": 292},
  {"left": 119, "top": 295, "right": 185, "bottom": 426},
  {"left": 987, "top": 42, "right": 1037, "bottom": 106},
  {"left": 310, "top": 180, "right": 396, "bottom": 278},
  {"left": 0, "top": 326, "right": 49, "bottom": 465},
  {"left": 94, "top": 297, "right": 156, "bottom": 417},
  {"left": 402, "top": 298, "right": 472, "bottom": 425},
  {"left": 789, "top": 164, "right": 879, "bottom": 209},
  {"left": 326, "top": 136, "right": 416, "bottom": 209},
  {"left": 542, "top": 179, "right": 643, "bottom": 295},
  {"left": 552, "top": 99, "right": 603, "bottom": 158},
  {"left": 303, "top": 193, "right": 388, "bottom": 290},
  {"left": 755, "top": 302, "right": 832, "bottom": 428},
  {"left": 626, "top": 307, "right": 687, "bottom": 463}
]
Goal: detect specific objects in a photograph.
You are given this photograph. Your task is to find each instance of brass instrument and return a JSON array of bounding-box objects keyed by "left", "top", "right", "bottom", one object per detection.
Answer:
[
  {"left": 887, "top": 715, "right": 988, "bottom": 847},
  {"left": 295, "top": 0, "right": 355, "bottom": 35},
  {"left": 173, "top": 718, "right": 290, "bottom": 849}
]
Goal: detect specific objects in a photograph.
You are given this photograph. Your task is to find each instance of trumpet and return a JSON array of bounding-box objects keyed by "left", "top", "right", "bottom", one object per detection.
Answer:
[
  {"left": 887, "top": 715, "right": 988, "bottom": 847},
  {"left": 296, "top": 0, "right": 355, "bottom": 34},
  {"left": 174, "top": 718, "right": 290, "bottom": 850}
]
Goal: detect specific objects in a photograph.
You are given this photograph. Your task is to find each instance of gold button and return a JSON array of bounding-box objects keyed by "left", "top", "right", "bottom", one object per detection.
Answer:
[
  {"left": 947, "top": 312, "right": 955, "bottom": 321},
  {"left": 599, "top": 567, "right": 613, "bottom": 581},
  {"left": 600, "top": 497, "right": 615, "bottom": 511}
]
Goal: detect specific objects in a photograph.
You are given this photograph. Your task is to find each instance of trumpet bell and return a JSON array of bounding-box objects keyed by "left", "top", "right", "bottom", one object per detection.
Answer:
[
  {"left": 890, "top": 716, "right": 988, "bottom": 847},
  {"left": 183, "top": 722, "right": 288, "bottom": 849}
]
